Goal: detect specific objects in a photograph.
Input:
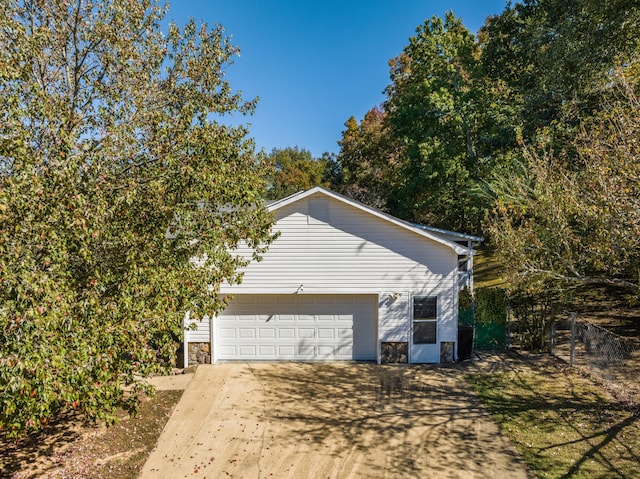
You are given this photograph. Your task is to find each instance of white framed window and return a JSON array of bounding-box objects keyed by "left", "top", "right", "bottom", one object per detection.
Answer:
[{"left": 412, "top": 296, "right": 437, "bottom": 344}]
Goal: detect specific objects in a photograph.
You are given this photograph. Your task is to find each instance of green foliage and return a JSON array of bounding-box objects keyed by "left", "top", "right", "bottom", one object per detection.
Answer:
[
  {"left": 461, "top": 287, "right": 509, "bottom": 350},
  {"left": 265, "top": 147, "right": 328, "bottom": 200},
  {"left": 330, "top": 11, "right": 517, "bottom": 234},
  {"left": 486, "top": 69, "right": 640, "bottom": 297},
  {"left": 509, "top": 290, "right": 561, "bottom": 352},
  {"left": 0, "top": 0, "right": 274, "bottom": 438},
  {"left": 383, "top": 11, "right": 516, "bottom": 234},
  {"left": 474, "top": 287, "right": 508, "bottom": 325},
  {"left": 458, "top": 287, "right": 474, "bottom": 309},
  {"left": 481, "top": 0, "right": 640, "bottom": 149},
  {"left": 458, "top": 288, "right": 475, "bottom": 327},
  {"left": 331, "top": 107, "right": 398, "bottom": 210},
  {"left": 482, "top": 2, "right": 640, "bottom": 300},
  {"left": 327, "top": 1, "right": 640, "bottom": 329}
]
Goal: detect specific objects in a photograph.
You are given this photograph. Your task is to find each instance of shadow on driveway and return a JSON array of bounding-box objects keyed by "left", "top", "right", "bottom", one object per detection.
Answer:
[{"left": 139, "top": 362, "right": 533, "bottom": 479}]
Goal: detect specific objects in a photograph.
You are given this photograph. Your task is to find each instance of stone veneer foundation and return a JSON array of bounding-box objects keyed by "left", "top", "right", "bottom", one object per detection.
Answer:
[
  {"left": 381, "top": 341, "right": 408, "bottom": 363},
  {"left": 188, "top": 342, "right": 211, "bottom": 366}
]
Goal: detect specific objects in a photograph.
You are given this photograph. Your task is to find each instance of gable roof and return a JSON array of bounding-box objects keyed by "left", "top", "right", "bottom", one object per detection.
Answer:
[{"left": 268, "top": 186, "right": 475, "bottom": 255}]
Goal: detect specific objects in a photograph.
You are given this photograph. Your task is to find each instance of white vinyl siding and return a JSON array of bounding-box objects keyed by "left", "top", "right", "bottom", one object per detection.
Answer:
[
  {"left": 219, "top": 193, "right": 459, "bottom": 363},
  {"left": 223, "top": 196, "right": 456, "bottom": 295},
  {"left": 184, "top": 312, "right": 210, "bottom": 343}
]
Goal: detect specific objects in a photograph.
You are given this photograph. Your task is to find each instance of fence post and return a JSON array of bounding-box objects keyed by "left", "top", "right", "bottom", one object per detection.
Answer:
[
  {"left": 569, "top": 312, "right": 577, "bottom": 366},
  {"left": 550, "top": 319, "right": 556, "bottom": 355}
]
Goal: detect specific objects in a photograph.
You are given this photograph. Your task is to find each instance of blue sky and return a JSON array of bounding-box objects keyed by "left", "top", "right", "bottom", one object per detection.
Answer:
[{"left": 167, "top": 1, "right": 508, "bottom": 158}]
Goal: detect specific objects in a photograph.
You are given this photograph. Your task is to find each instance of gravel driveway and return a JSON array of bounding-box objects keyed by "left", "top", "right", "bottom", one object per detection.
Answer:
[{"left": 139, "top": 362, "right": 532, "bottom": 479}]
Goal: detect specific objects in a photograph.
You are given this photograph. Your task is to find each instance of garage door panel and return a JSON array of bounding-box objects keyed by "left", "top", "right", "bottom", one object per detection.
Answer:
[
  {"left": 215, "top": 294, "right": 376, "bottom": 361},
  {"left": 318, "top": 328, "right": 334, "bottom": 339},
  {"left": 338, "top": 328, "right": 352, "bottom": 338},
  {"left": 317, "top": 345, "right": 334, "bottom": 357},
  {"left": 238, "top": 328, "right": 256, "bottom": 339},
  {"left": 218, "top": 328, "right": 236, "bottom": 339},
  {"left": 238, "top": 345, "right": 256, "bottom": 356},
  {"left": 278, "top": 345, "right": 296, "bottom": 357},
  {"left": 299, "top": 345, "right": 315, "bottom": 357},
  {"left": 278, "top": 328, "right": 295, "bottom": 339},
  {"left": 259, "top": 345, "right": 276, "bottom": 356},
  {"left": 298, "top": 328, "right": 315, "bottom": 339},
  {"left": 218, "top": 315, "right": 238, "bottom": 323},
  {"left": 258, "top": 328, "right": 276, "bottom": 339},
  {"left": 336, "top": 344, "right": 352, "bottom": 356},
  {"left": 218, "top": 345, "right": 236, "bottom": 356}
]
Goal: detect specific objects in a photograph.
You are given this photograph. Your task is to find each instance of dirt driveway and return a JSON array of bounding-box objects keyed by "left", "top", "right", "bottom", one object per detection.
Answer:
[{"left": 139, "top": 362, "right": 532, "bottom": 479}]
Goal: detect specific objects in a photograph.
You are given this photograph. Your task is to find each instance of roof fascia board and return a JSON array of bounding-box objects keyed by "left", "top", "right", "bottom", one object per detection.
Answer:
[{"left": 412, "top": 223, "right": 484, "bottom": 243}]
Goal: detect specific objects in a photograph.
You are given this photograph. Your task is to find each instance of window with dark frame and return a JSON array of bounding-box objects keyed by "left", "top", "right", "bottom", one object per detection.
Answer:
[{"left": 412, "top": 296, "right": 437, "bottom": 344}]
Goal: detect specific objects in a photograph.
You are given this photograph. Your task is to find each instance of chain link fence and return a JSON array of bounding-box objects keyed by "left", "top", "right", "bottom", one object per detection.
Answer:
[
  {"left": 460, "top": 289, "right": 639, "bottom": 406},
  {"left": 551, "top": 313, "right": 637, "bottom": 367},
  {"left": 549, "top": 312, "right": 640, "bottom": 408}
]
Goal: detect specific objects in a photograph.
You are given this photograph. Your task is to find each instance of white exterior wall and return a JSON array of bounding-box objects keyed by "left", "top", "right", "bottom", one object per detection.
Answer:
[
  {"left": 183, "top": 311, "right": 212, "bottom": 367},
  {"left": 221, "top": 193, "right": 459, "bottom": 363},
  {"left": 185, "top": 314, "right": 211, "bottom": 342}
]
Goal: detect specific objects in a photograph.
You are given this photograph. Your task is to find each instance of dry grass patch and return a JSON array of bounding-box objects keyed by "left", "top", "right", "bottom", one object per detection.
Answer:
[
  {"left": 1, "top": 390, "right": 183, "bottom": 479},
  {"left": 467, "top": 358, "right": 640, "bottom": 478},
  {"left": 473, "top": 247, "right": 509, "bottom": 289}
]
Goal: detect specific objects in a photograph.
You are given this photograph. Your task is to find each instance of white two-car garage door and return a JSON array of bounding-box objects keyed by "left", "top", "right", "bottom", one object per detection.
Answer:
[{"left": 215, "top": 294, "right": 377, "bottom": 361}]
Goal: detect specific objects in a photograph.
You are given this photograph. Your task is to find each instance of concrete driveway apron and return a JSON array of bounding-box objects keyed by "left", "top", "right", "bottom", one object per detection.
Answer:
[{"left": 139, "top": 362, "right": 533, "bottom": 479}]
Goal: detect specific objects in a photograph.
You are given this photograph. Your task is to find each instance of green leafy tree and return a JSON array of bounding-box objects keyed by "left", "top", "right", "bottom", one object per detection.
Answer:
[
  {"left": 481, "top": 0, "right": 640, "bottom": 146},
  {"left": 265, "top": 147, "right": 328, "bottom": 200},
  {"left": 482, "top": 1, "right": 640, "bottom": 297},
  {"left": 486, "top": 68, "right": 640, "bottom": 297},
  {"left": 333, "top": 107, "right": 399, "bottom": 210},
  {"left": 0, "top": 0, "right": 274, "bottom": 438},
  {"left": 384, "top": 12, "right": 515, "bottom": 234}
]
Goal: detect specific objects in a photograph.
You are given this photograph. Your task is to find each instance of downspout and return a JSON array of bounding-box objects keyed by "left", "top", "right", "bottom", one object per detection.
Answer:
[{"left": 453, "top": 251, "right": 460, "bottom": 362}]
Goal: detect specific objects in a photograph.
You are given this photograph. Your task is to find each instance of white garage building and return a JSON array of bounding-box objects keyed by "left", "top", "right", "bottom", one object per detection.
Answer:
[{"left": 184, "top": 187, "right": 478, "bottom": 364}]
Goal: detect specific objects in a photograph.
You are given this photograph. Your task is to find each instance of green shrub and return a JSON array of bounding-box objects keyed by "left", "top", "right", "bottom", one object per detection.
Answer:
[{"left": 475, "top": 287, "right": 508, "bottom": 325}]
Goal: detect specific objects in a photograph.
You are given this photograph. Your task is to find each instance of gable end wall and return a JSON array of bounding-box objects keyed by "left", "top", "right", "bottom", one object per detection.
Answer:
[{"left": 221, "top": 194, "right": 459, "bottom": 362}]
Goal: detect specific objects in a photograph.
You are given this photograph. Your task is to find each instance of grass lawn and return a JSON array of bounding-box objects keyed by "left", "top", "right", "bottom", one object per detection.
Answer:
[
  {"left": 473, "top": 246, "right": 509, "bottom": 290},
  {"left": 469, "top": 246, "right": 640, "bottom": 478},
  {"left": 466, "top": 356, "right": 640, "bottom": 479}
]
